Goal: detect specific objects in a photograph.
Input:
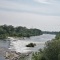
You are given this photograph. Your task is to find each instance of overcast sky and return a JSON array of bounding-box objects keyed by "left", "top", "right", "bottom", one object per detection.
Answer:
[{"left": 0, "top": 0, "right": 60, "bottom": 31}]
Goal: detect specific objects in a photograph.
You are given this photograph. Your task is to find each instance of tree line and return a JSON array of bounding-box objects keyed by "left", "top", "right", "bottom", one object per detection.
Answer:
[
  {"left": 0, "top": 24, "right": 42, "bottom": 39},
  {"left": 42, "top": 31, "right": 59, "bottom": 35}
]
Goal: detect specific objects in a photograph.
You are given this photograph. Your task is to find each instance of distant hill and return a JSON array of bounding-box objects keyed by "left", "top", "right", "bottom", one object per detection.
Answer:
[{"left": 42, "top": 31, "right": 59, "bottom": 35}]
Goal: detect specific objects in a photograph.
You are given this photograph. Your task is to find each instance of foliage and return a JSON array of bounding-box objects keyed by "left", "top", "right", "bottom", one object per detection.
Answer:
[
  {"left": 44, "top": 39, "right": 60, "bottom": 60},
  {"left": 0, "top": 24, "right": 42, "bottom": 39},
  {"left": 32, "top": 32, "right": 60, "bottom": 60},
  {"left": 32, "top": 49, "right": 46, "bottom": 60},
  {"left": 43, "top": 31, "right": 58, "bottom": 35},
  {"left": 0, "top": 34, "right": 7, "bottom": 39},
  {"left": 55, "top": 32, "right": 60, "bottom": 39},
  {"left": 26, "top": 43, "right": 36, "bottom": 47}
]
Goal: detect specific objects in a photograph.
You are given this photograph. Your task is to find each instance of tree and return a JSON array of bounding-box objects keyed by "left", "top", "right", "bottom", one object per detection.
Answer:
[
  {"left": 43, "top": 39, "right": 60, "bottom": 60},
  {"left": 32, "top": 32, "right": 60, "bottom": 60},
  {"left": 0, "top": 25, "right": 42, "bottom": 39}
]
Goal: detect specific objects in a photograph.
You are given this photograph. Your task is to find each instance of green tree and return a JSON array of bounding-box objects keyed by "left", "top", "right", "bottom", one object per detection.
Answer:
[
  {"left": 43, "top": 39, "right": 60, "bottom": 60},
  {"left": 0, "top": 25, "right": 42, "bottom": 39},
  {"left": 32, "top": 32, "right": 60, "bottom": 60}
]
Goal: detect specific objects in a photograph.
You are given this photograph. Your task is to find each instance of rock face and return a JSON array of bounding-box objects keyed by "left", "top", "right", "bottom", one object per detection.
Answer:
[
  {"left": 5, "top": 51, "right": 32, "bottom": 60},
  {"left": 0, "top": 47, "right": 8, "bottom": 57},
  {"left": 0, "top": 47, "right": 32, "bottom": 60},
  {"left": 5, "top": 51, "right": 21, "bottom": 60},
  {"left": 0, "top": 47, "right": 21, "bottom": 60}
]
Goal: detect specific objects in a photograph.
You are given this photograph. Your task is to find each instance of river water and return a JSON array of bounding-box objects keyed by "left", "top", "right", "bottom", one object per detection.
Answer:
[{"left": 0, "top": 34, "right": 55, "bottom": 60}]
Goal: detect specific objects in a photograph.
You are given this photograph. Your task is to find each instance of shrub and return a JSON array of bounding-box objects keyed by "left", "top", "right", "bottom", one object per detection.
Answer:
[{"left": 26, "top": 43, "right": 36, "bottom": 47}]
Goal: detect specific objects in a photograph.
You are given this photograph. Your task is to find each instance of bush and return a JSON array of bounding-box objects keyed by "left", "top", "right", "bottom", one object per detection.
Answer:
[
  {"left": 44, "top": 39, "right": 60, "bottom": 60},
  {"left": 0, "top": 34, "right": 7, "bottom": 39},
  {"left": 26, "top": 43, "right": 36, "bottom": 47},
  {"left": 32, "top": 39, "right": 60, "bottom": 60}
]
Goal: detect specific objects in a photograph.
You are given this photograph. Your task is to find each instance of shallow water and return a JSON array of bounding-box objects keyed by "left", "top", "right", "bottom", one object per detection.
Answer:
[
  {"left": 0, "top": 56, "right": 6, "bottom": 60},
  {"left": 9, "top": 34, "right": 55, "bottom": 53},
  {"left": 0, "top": 40, "right": 10, "bottom": 48},
  {"left": 0, "top": 34, "right": 55, "bottom": 60}
]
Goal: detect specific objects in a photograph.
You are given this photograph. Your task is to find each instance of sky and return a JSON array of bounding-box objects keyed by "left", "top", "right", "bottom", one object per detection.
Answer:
[{"left": 0, "top": 0, "right": 60, "bottom": 31}]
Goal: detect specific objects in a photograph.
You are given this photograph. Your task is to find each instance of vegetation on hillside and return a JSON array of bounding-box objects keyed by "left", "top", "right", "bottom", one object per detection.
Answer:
[
  {"left": 32, "top": 32, "right": 60, "bottom": 60},
  {"left": 0, "top": 24, "right": 42, "bottom": 39}
]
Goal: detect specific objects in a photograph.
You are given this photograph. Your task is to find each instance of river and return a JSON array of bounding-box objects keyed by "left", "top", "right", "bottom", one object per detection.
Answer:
[{"left": 0, "top": 34, "right": 55, "bottom": 60}]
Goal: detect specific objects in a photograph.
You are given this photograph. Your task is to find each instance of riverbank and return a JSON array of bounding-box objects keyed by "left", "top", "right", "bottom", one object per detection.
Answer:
[{"left": 0, "top": 47, "right": 32, "bottom": 60}]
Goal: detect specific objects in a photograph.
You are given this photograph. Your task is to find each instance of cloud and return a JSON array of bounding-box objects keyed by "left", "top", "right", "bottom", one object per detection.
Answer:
[
  {"left": 34, "top": 0, "right": 49, "bottom": 4},
  {"left": 0, "top": 10, "right": 60, "bottom": 31},
  {"left": 0, "top": 0, "right": 60, "bottom": 31},
  {"left": 0, "top": 0, "right": 60, "bottom": 16},
  {"left": 34, "top": 0, "right": 60, "bottom": 4}
]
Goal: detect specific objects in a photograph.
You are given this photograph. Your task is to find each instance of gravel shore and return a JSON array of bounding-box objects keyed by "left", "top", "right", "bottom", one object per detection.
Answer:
[{"left": 0, "top": 47, "right": 32, "bottom": 60}]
